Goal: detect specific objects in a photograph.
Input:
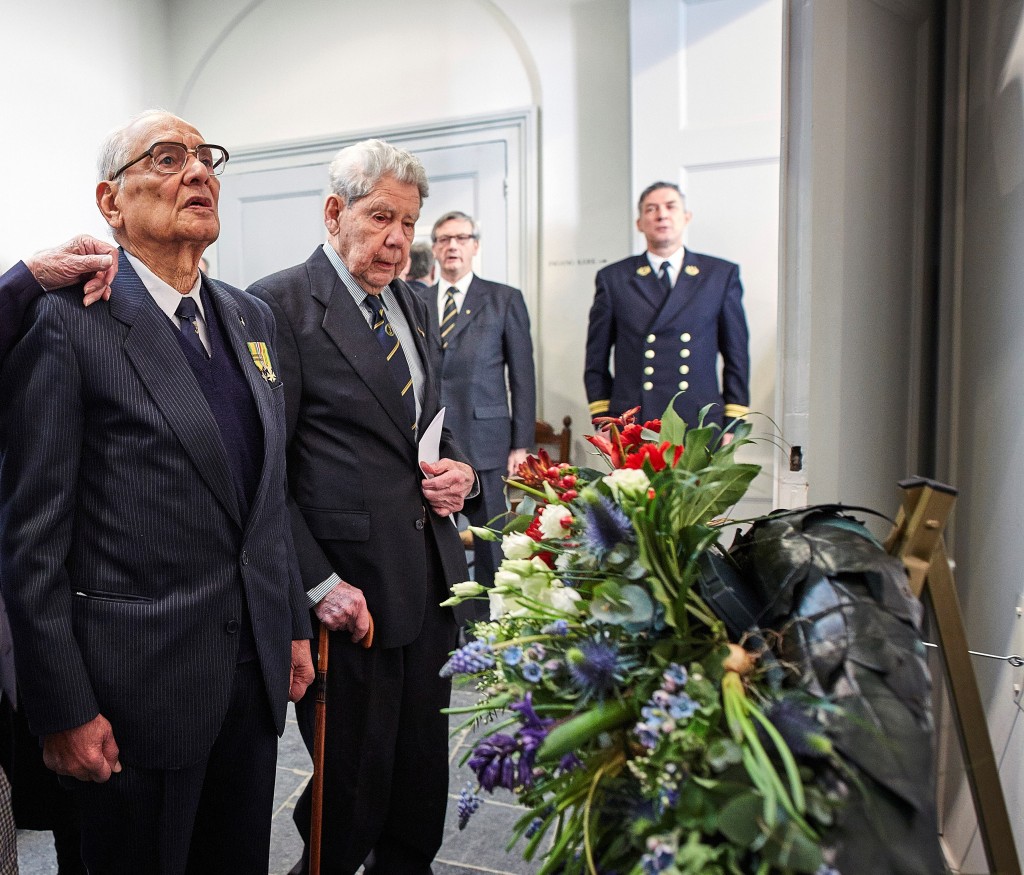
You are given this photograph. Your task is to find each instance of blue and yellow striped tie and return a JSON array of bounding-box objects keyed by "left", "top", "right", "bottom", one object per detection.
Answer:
[
  {"left": 363, "top": 296, "right": 417, "bottom": 432},
  {"left": 441, "top": 286, "right": 458, "bottom": 349}
]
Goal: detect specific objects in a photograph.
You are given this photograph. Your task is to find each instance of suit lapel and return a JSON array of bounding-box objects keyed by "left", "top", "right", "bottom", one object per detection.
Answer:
[
  {"left": 109, "top": 252, "right": 242, "bottom": 526},
  {"left": 652, "top": 250, "right": 703, "bottom": 330},
  {"left": 421, "top": 283, "right": 443, "bottom": 351},
  {"left": 310, "top": 251, "right": 419, "bottom": 447},
  {"left": 628, "top": 255, "right": 667, "bottom": 313},
  {"left": 448, "top": 276, "right": 488, "bottom": 346}
]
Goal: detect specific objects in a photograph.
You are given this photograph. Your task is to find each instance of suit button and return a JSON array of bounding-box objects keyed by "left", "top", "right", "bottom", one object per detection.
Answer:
[
  {"left": 680, "top": 333, "right": 691, "bottom": 342},
  {"left": 643, "top": 381, "right": 653, "bottom": 391},
  {"left": 415, "top": 518, "right": 425, "bottom": 530},
  {"left": 644, "top": 350, "right": 655, "bottom": 359},
  {"left": 646, "top": 333, "right": 656, "bottom": 343},
  {"left": 225, "top": 620, "right": 240, "bottom": 634},
  {"left": 240, "top": 551, "right": 249, "bottom": 566},
  {"left": 679, "top": 381, "right": 689, "bottom": 390},
  {"left": 643, "top": 366, "right": 654, "bottom": 376}
]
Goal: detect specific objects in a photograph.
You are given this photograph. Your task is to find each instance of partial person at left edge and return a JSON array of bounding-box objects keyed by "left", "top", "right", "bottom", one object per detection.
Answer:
[
  {"left": 0, "top": 236, "right": 118, "bottom": 361},
  {"left": 0, "top": 110, "right": 313, "bottom": 875}
]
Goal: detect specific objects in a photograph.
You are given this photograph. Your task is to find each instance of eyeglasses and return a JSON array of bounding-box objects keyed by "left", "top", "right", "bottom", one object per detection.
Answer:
[
  {"left": 109, "top": 142, "right": 230, "bottom": 180},
  {"left": 433, "top": 234, "right": 477, "bottom": 246}
]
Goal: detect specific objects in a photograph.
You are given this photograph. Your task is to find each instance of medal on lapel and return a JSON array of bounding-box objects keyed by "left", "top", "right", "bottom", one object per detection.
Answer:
[
  {"left": 246, "top": 341, "right": 278, "bottom": 383},
  {"left": 636, "top": 265, "right": 652, "bottom": 277},
  {"left": 685, "top": 265, "right": 700, "bottom": 276}
]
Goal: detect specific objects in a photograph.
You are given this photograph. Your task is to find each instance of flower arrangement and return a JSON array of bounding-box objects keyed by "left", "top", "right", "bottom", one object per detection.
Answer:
[{"left": 439, "top": 404, "right": 870, "bottom": 875}]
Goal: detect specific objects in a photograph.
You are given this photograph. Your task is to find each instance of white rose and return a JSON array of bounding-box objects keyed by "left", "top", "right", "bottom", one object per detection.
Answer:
[
  {"left": 539, "top": 504, "right": 573, "bottom": 539},
  {"left": 543, "top": 583, "right": 582, "bottom": 615},
  {"left": 603, "top": 468, "right": 650, "bottom": 500},
  {"left": 502, "top": 532, "right": 535, "bottom": 560},
  {"left": 450, "top": 580, "right": 485, "bottom": 598}
]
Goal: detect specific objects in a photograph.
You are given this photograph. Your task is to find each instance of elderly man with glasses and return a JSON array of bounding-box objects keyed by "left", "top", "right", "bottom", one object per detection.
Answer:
[{"left": 0, "top": 110, "right": 313, "bottom": 874}]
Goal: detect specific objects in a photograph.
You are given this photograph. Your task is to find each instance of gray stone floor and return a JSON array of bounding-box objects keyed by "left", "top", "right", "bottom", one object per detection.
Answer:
[{"left": 15, "top": 689, "right": 539, "bottom": 874}]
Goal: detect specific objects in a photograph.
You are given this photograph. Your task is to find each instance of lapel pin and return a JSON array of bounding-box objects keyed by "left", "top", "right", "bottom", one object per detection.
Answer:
[
  {"left": 685, "top": 265, "right": 700, "bottom": 276},
  {"left": 636, "top": 265, "right": 652, "bottom": 277},
  {"left": 238, "top": 314, "right": 246, "bottom": 326},
  {"left": 246, "top": 341, "right": 278, "bottom": 384},
  {"left": 464, "top": 309, "right": 471, "bottom": 315}
]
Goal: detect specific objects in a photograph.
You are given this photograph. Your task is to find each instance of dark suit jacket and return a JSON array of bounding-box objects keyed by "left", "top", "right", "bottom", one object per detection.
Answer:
[
  {"left": 417, "top": 276, "right": 536, "bottom": 471},
  {"left": 0, "top": 252, "right": 311, "bottom": 769},
  {"left": 247, "top": 248, "right": 472, "bottom": 650},
  {"left": 584, "top": 250, "right": 750, "bottom": 428},
  {"left": 0, "top": 262, "right": 42, "bottom": 363}
]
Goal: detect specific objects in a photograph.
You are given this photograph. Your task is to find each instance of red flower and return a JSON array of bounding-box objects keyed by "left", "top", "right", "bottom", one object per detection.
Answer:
[{"left": 624, "top": 441, "right": 682, "bottom": 472}]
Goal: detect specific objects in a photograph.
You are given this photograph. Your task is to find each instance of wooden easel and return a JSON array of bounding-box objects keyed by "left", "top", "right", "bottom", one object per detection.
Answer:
[{"left": 885, "top": 477, "right": 1020, "bottom": 875}]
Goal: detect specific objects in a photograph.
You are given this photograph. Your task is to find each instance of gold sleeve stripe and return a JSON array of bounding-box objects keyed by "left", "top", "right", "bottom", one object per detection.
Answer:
[
  {"left": 724, "top": 404, "right": 749, "bottom": 420},
  {"left": 589, "top": 400, "right": 610, "bottom": 415}
]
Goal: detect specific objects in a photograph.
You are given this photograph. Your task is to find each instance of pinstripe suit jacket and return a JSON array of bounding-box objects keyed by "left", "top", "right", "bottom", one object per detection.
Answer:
[
  {"left": 0, "top": 252, "right": 311, "bottom": 769},
  {"left": 248, "top": 247, "right": 472, "bottom": 649}
]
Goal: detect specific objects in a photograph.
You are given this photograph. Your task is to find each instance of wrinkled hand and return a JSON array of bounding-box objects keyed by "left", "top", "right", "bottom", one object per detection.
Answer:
[
  {"left": 24, "top": 235, "right": 119, "bottom": 304},
  {"left": 507, "top": 448, "right": 528, "bottom": 478},
  {"left": 289, "top": 639, "right": 314, "bottom": 702},
  {"left": 314, "top": 580, "right": 372, "bottom": 643},
  {"left": 43, "top": 713, "right": 121, "bottom": 782},
  {"left": 420, "top": 458, "right": 475, "bottom": 517}
]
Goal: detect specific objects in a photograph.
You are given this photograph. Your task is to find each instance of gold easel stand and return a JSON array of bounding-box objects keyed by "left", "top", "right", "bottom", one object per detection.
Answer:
[{"left": 885, "top": 477, "right": 1020, "bottom": 874}]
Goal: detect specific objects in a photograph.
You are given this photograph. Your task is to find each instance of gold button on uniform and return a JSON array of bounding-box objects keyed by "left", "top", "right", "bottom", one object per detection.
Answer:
[
  {"left": 679, "top": 365, "right": 689, "bottom": 375},
  {"left": 680, "top": 349, "right": 690, "bottom": 358},
  {"left": 644, "top": 366, "right": 654, "bottom": 375},
  {"left": 645, "top": 350, "right": 655, "bottom": 359},
  {"left": 678, "top": 381, "right": 689, "bottom": 390},
  {"left": 680, "top": 332, "right": 691, "bottom": 342},
  {"left": 646, "top": 334, "right": 656, "bottom": 343},
  {"left": 643, "top": 381, "right": 653, "bottom": 391}
]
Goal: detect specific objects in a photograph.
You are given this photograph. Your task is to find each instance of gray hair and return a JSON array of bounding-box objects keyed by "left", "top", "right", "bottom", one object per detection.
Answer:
[
  {"left": 431, "top": 210, "right": 479, "bottom": 242},
  {"left": 407, "top": 242, "right": 434, "bottom": 280},
  {"left": 328, "top": 139, "right": 429, "bottom": 206},
  {"left": 637, "top": 181, "right": 686, "bottom": 214},
  {"left": 96, "top": 109, "right": 176, "bottom": 182}
]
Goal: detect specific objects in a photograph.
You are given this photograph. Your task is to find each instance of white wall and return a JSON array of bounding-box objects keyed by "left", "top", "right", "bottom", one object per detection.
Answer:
[
  {"left": 939, "top": 3, "right": 1024, "bottom": 868},
  {"left": 0, "top": 0, "right": 171, "bottom": 265},
  {"left": 165, "top": 0, "right": 632, "bottom": 449},
  {"left": 631, "top": 0, "right": 783, "bottom": 516}
]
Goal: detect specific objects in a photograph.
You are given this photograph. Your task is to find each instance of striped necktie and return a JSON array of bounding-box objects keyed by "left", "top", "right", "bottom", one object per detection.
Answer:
[
  {"left": 363, "top": 296, "right": 417, "bottom": 432},
  {"left": 441, "top": 286, "right": 458, "bottom": 349}
]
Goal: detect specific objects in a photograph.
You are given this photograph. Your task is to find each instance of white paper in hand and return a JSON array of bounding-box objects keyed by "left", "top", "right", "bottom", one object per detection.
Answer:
[{"left": 418, "top": 407, "right": 445, "bottom": 475}]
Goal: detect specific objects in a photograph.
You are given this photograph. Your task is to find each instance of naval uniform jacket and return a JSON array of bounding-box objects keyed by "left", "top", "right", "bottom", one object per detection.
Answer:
[{"left": 584, "top": 249, "right": 750, "bottom": 429}]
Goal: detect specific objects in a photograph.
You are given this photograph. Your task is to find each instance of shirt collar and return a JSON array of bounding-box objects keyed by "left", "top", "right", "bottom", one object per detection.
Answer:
[
  {"left": 646, "top": 247, "right": 685, "bottom": 275},
  {"left": 441, "top": 271, "right": 474, "bottom": 296},
  {"left": 123, "top": 249, "right": 204, "bottom": 322},
  {"left": 321, "top": 242, "right": 401, "bottom": 316}
]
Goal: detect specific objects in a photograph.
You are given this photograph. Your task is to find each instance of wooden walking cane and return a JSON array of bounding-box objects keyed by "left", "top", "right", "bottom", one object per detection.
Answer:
[{"left": 309, "top": 614, "right": 374, "bottom": 875}]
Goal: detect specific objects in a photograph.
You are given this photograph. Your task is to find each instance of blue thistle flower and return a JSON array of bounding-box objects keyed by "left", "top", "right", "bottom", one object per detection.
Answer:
[
  {"left": 579, "top": 494, "right": 634, "bottom": 561},
  {"left": 457, "top": 784, "right": 482, "bottom": 830},
  {"left": 567, "top": 638, "right": 623, "bottom": 700}
]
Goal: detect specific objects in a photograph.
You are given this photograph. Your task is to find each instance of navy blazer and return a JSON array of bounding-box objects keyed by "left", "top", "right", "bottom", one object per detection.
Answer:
[
  {"left": 0, "top": 252, "right": 311, "bottom": 769},
  {"left": 248, "top": 248, "right": 472, "bottom": 650},
  {"left": 584, "top": 250, "right": 750, "bottom": 428},
  {"left": 417, "top": 276, "right": 536, "bottom": 472},
  {"left": 0, "top": 261, "right": 42, "bottom": 363}
]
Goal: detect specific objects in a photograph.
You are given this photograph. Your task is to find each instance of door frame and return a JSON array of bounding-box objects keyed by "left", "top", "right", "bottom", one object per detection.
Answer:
[{"left": 214, "top": 108, "right": 539, "bottom": 317}]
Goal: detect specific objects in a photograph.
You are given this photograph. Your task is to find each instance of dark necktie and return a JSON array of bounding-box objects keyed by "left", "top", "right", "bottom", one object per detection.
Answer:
[
  {"left": 440, "top": 287, "right": 458, "bottom": 349},
  {"left": 175, "top": 297, "right": 208, "bottom": 358},
  {"left": 363, "top": 296, "right": 417, "bottom": 432},
  {"left": 659, "top": 261, "right": 674, "bottom": 295}
]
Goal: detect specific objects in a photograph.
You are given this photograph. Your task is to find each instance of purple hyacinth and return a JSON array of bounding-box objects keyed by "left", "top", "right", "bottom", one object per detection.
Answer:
[
  {"left": 457, "top": 784, "right": 482, "bottom": 830},
  {"left": 469, "top": 694, "right": 553, "bottom": 792},
  {"left": 440, "top": 639, "right": 496, "bottom": 678}
]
